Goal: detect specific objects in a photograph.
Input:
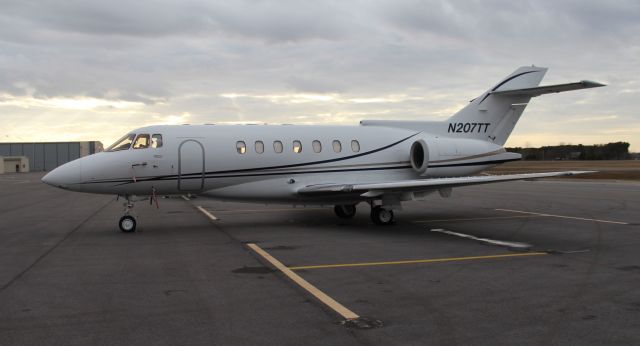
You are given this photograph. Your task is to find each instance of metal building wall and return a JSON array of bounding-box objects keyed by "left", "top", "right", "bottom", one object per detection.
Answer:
[
  {"left": 0, "top": 142, "right": 100, "bottom": 171},
  {"left": 34, "top": 143, "right": 45, "bottom": 171},
  {"left": 43, "top": 144, "right": 58, "bottom": 171},
  {"left": 69, "top": 143, "right": 80, "bottom": 160}
]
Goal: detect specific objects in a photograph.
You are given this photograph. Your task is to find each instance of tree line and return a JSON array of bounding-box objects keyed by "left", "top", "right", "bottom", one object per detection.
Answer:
[{"left": 506, "top": 142, "right": 631, "bottom": 160}]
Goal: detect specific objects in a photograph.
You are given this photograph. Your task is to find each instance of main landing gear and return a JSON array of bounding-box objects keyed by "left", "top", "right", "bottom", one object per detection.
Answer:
[
  {"left": 334, "top": 204, "right": 357, "bottom": 218},
  {"left": 333, "top": 203, "right": 395, "bottom": 225},
  {"left": 370, "top": 205, "right": 394, "bottom": 225}
]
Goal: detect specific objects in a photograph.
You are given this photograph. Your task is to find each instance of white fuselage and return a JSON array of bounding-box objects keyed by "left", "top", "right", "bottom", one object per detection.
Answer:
[
  {"left": 45, "top": 124, "right": 515, "bottom": 204},
  {"left": 40, "top": 66, "right": 603, "bottom": 231}
]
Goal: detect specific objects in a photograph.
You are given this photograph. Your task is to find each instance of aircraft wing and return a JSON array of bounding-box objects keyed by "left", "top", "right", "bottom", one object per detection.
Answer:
[
  {"left": 491, "top": 80, "right": 605, "bottom": 97},
  {"left": 297, "top": 171, "right": 595, "bottom": 197}
]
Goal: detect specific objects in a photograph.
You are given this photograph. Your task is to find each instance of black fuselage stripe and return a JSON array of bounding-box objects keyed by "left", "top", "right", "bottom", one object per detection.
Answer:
[
  {"left": 110, "top": 166, "right": 413, "bottom": 185},
  {"left": 86, "top": 132, "right": 420, "bottom": 184},
  {"left": 429, "top": 158, "right": 519, "bottom": 168},
  {"left": 94, "top": 158, "right": 520, "bottom": 186},
  {"left": 167, "top": 132, "right": 420, "bottom": 179},
  {"left": 203, "top": 132, "right": 420, "bottom": 174}
]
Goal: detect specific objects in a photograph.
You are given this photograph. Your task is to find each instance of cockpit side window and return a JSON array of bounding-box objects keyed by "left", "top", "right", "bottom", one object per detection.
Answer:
[
  {"left": 151, "top": 134, "right": 163, "bottom": 148},
  {"left": 133, "top": 134, "right": 151, "bottom": 149},
  {"left": 106, "top": 133, "right": 136, "bottom": 152}
]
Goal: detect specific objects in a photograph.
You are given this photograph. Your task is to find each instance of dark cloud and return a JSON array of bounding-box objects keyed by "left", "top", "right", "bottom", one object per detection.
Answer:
[
  {"left": 0, "top": 0, "right": 638, "bottom": 148},
  {"left": 205, "top": 1, "right": 353, "bottom": 42},
  {"left": 1, "top": 0, "right": 209, "bottom": 38},
  {"left": 1, "top": 0, "right": 353, "bottom": 42}
]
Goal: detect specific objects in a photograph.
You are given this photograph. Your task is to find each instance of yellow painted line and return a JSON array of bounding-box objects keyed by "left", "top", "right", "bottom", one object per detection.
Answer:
[
  {"left": 288, "top": 252, "right": 547, "bottom": 270},
  {"left": 197, "top": 206, "right": 219, "bottom": 221},
  {"left": 247, "top": 243, "right": 359, "bottom": 321},
  {"left": 212, "top": 207, "right": 327, "bottom": 214},
  {"left": 413, "top": 215, "right": 544, "bottom": 223},
  {"left": 181, "top": 195, "right": 190, "bottom": 201},
  {"left": 496, "top": 208, "right": 629, "bottom": 225}
]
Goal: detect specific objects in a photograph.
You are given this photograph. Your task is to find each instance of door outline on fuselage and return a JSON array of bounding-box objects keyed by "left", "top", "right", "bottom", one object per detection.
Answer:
[{"left": 178, "top": 139, "right": 205, "bottom": 191}]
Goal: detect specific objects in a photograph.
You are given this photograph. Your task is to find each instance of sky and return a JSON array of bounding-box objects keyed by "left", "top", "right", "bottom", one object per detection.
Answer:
[{"left": 1, "top": 0, "right": 639, "bottom": 151}]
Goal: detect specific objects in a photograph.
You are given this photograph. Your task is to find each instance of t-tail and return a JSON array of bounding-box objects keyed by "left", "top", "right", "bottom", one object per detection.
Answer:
[
  {"left": 361, "top": 66, "right": 605, "bottom": 145},
  {"left": 447, "top": 66, "right": 546, "bottom": 145}
]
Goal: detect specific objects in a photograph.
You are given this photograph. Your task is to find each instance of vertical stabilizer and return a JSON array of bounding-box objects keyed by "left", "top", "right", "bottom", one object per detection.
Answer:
[
  {"left": 446, "top": 66, "right": 547, "bottom": 145},
  {"left": 361, "top": 66, "right": 603, "bottom": 144}
]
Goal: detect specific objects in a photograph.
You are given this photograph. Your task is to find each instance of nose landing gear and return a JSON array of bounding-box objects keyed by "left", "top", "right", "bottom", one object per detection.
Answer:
[
  {"left": 119, "top": 195, "right": 137, "bottom": 233},
  {"left": 119, "top": 215, "right": 137, "bottom": 233},
  {"left": 116, "top": 189, "right": 160, "bottom": 233}
]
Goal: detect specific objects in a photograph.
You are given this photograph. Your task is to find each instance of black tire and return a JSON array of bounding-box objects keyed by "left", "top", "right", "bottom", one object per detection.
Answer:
[
  {"left": 371, "top": 206, "right": 394, "bottom": 225},
  {"left": 334, "top": 204, "right": 357, "bottom": 218},
  {"left": 119, "top": 215, "right": 137, "bottom": 233}
]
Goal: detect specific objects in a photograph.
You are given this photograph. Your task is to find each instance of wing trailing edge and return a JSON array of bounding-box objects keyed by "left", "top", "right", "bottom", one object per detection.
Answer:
[{"left": 297, "top": 171, "right": 596, "bottom": 197}]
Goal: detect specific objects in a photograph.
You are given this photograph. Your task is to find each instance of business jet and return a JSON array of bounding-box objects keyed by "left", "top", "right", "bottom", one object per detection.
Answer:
[{"left": 42, "top": 66, "right": 604, "bottom": 232}]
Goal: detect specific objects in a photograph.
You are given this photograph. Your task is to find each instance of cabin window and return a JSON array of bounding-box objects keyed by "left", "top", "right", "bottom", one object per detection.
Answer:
[
  {"left": 312, "top": 140, "right": 322, "bottom": 153},
  {"left": 351, "top": 140, "right": 360, "bottom": 152},
  {"left": 255, "top": 141, "right": 264, "bottom": 154},
  {"left": 293, "top": 140, "right": 302, "bottom": 153},
  {"left": 133, "top": 134, "right": 151, "bottom": 149},
  {"left": 151, "top": 134, "right": 163, "bottom": 148},
  {"left": 236, "top": 141, "right": 246, "bottom": 154},
  {"left": 273, "top": 140, "right": 283, "bottom": 153},
  {"left": 332, "top": 140, "right": 342, "bottom": 153},
  {"left": 106, "top": 133, "right": 135, "bottom": 151}
]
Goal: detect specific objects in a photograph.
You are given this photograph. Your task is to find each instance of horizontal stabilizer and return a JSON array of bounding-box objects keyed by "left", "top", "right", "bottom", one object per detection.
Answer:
[
  {"left": 491, "top": 80, "right": 605, "bottom": 97},
  {"left": 297, "top": 171, "right": 596, "bottom": 196}
]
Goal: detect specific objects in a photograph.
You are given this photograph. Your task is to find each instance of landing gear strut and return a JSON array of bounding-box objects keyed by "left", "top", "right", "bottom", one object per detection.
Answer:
[
  {"left": 371, "top": 205, "right": 394, "bottom": 225},
  {"left": 119, "top": 195, "right": 137, "bottom": 233},
  {"left": 334, "top": 204, "right": 357, "bottom": 218}
]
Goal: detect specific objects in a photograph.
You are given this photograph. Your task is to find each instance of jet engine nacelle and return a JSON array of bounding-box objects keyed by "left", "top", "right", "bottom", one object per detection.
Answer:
[
  {"left": 410, "top": 139, "right": 430, "bottom": 175},
  {"left": 409, "top": 136, "right": 512, "bottom": 177}
]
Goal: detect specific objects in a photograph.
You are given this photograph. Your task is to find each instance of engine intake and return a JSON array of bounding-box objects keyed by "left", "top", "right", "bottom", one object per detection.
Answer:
[{"left": 410, "top": 139, "right": 429, "bottom": 175}]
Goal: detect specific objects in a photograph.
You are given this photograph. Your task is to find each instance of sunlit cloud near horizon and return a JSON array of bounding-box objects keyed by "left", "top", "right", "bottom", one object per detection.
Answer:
[{"left": 1, "top": 1, "right": 638, "bottom": 151}]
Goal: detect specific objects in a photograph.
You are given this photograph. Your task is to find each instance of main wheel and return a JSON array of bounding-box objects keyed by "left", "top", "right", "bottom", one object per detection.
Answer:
[
  {"left": 334, "top": 204, "right": 357, "bottom": 218},
  {"left": 119, "top": 215, "right": 137, "bottom": 233},
  {"left": 371, "top": 206, "right": 394, "bottom": 225}
]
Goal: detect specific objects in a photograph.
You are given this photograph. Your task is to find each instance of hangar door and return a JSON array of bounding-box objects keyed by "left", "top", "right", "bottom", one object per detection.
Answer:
[{"left": 178, "top": 140, "right": 205, "bottom": 191}]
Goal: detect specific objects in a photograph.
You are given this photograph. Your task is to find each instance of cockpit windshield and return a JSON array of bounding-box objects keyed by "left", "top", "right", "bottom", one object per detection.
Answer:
[
  {"left": 133, "top": 134, "right": 150, "bottom": 149},
  {"left": 106, "top": 134, "right": 136, "bottom": 152}
]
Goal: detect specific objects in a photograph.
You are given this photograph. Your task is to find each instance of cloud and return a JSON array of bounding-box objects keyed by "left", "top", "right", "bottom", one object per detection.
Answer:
[
  {"left": 0, "top": 1, "right": 638, "bottom": 150},
  {"left": 562, "top": 115, "right": 619, "bottom": 123}
]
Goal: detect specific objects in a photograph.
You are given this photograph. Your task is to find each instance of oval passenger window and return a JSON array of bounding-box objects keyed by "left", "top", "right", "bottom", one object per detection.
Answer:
[
  {"left": 236, "top": 141, "right": 246, "bottom": 154},
  {"left": 273, "top": 140, "right": 283, "bottom": 153},
  {"left": 351, "top": 140, "right": 360, "bottom": 152},
  {"left": 255, "top": 141, "right": 264, "bottom": 154},
  {"left": 312, "top": 140, "right": 322, "bottom": 153},
  {"left": 332, "top": 140, "right": 342, "bottom": 153}
]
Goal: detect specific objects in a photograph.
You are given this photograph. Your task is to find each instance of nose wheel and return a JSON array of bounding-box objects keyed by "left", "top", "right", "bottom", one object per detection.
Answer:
[
  {"left": 119, "top": 215, "right": 137, "bottom": 233},
  {"left": 119, "top": 195, "right": 137, "bottom": 233}
]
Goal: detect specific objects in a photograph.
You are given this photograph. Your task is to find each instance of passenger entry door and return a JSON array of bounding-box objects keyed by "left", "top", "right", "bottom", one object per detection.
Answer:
[{"left": 178, "top": 140, "right": 205, "bottom": 191}]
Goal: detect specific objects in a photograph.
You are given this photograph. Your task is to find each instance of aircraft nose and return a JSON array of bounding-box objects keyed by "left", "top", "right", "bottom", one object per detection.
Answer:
[{"left": 42, "top": 159, "right": 83, "bottom": 189}]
